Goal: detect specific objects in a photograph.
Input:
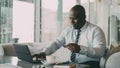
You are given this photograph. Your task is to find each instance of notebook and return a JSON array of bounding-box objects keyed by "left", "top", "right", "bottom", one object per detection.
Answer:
[{"left": 13, "top": 44, "right": 42, "bottom": 64}]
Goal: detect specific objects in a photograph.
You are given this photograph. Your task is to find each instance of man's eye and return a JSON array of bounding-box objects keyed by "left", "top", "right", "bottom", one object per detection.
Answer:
[{"left": 69, "top": 17, "right": 76, "bottom": 20}]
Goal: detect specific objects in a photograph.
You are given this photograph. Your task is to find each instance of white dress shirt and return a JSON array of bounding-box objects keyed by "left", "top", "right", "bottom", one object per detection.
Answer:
[{"left": 44, "top": 22, "right": 106, "bottom": 63}]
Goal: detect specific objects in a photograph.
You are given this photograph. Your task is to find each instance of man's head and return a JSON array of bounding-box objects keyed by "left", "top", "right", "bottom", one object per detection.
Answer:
[{"left": 69, "top": 5, "right": 86, "bottom": 29}]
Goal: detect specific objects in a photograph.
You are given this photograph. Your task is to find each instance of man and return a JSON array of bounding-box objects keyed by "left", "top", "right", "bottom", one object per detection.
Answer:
[{"left": 33, "top": 5, "right": 106, "bottom": 68}]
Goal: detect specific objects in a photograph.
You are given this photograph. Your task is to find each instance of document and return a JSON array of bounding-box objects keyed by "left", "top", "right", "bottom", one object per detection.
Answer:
[{"left": 53, "top": 62, "right": 76, "bottom": 68}]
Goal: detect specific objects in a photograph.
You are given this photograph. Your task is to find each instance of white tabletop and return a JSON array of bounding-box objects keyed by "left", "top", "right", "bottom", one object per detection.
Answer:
[{"left": 0, "top": 56, "right": 41, "bottom": 68}]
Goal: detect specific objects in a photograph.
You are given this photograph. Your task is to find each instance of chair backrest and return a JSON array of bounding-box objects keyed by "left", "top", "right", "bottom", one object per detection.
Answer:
[
  {"left": 100, "top": 45, "right": 120, "bottom": 68},
  {"left": 100, "top": 48, "right": 110, "bottom": 68},
  {"left": 100, "top": 45, "right": 115, "bottom": 68},
  {"left": 0, "top": 45, "right": 4, "bottom": 56},
  {"left": 105, "top": 52, "right": 120, "bottom": 68}
]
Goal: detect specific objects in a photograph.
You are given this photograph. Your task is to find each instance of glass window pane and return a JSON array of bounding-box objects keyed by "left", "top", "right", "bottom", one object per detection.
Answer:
[
  {"left": 0, "top": 0, "right": 13, "bottom": 43},
  {"left": 13, "top": 0, "right": 34, "bottom": 43},
  {"left": 81, "top": 0, "right": 96, "bottom": 24},
  {"left": 42, "top": 0, "right": 76, "bottom": 42},
  {"left": 81, "top": 0, "right": 90, "bottom": 21}
]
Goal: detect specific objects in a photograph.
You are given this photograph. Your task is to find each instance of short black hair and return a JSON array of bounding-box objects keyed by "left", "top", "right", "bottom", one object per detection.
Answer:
[{"left": 70, "top": 5, "right": 86, "bottom": 19}]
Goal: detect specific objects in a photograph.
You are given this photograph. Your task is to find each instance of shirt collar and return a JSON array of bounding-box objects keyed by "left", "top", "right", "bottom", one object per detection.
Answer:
[
  {"left": 80, "top": 21, "right": 88, "bottom": 31},
  {"left": 71, "top": 21, "right": 88, "bottom": 31}
]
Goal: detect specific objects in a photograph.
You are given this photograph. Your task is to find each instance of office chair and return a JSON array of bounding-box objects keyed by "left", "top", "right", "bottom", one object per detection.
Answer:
[{"left": 105, "top": 52, "right": 120, "bottom": 68}]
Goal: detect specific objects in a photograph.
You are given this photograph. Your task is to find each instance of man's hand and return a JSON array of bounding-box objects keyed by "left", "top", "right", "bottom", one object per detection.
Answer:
[
  {"left": 32, "top": 52, "right": 46, "bottom": 61},
  {"left": 67, "top": 43, "right": 81, "bottom": 53}
]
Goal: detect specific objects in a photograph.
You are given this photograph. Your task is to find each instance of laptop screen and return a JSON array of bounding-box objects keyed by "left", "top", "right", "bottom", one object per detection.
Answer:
[{"left": 13, "top": 44, "right": 41, "bottom": 63}]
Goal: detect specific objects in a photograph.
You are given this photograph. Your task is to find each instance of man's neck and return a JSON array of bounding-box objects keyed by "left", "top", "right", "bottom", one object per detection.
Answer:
[{"left": 77, "top": 20, "right": 86, "bottom": 30}]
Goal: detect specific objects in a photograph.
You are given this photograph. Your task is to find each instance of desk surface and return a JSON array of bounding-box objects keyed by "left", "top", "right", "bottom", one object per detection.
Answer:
[
  {"left": 0, "top": 56, "right": 41, "bottom": 68},
  {"left": 0, "top": 56, "right": 78, "bottom": 68}
]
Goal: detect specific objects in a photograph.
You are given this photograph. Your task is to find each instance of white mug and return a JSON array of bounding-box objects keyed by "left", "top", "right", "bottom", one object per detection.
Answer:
[{"left": 46, "top": 55, "right": 55, "bottom": 64}]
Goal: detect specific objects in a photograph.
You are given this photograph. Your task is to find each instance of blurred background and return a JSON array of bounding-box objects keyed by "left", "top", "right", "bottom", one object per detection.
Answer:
[{"left": 0, "top": 0, "right": 120, "bottom": 46}]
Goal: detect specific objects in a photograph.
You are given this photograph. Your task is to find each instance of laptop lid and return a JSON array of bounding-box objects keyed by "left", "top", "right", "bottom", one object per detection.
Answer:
[{"left": 13, "top": 44, "right": 41, "bottom": 64}]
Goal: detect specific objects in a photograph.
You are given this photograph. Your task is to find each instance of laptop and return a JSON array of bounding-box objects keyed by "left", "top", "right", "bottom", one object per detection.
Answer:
[{"left": 13, "top": 44, "right": 42, "bottom": 64}]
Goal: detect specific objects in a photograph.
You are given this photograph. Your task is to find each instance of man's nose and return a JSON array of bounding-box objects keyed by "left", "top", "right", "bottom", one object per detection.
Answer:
[{"left": 70, "top": 19, "right": 75, "bottom": 25}]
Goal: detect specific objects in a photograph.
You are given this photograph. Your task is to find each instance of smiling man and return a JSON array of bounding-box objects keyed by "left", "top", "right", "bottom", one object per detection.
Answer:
[{"left": 33, "top": 5, "right": 106, "bottom": 68}]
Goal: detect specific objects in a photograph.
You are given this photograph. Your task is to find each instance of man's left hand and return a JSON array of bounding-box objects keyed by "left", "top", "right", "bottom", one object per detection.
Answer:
[{"left": 67, "top": 43, "right": 81, "bottom": 53}]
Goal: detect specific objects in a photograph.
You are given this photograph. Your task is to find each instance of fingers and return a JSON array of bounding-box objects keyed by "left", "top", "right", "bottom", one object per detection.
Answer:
[
  {"left": 32, "top": 54, "right": 36, "bottom": 58},
  {"left": 67, "top": 43, "right": 80, "bottom": 53},
  {"left": 32, "top": 54, "right": 40, "bottom": 58},
  {"left": 32, "top": 52, "right": 46, "bottom": 60},
  {"left": 67, "top": 44, "right": 76, "bottom": 52}
]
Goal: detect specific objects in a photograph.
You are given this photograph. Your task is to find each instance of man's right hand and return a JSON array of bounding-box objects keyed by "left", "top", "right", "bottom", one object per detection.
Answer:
[{"left": 32, "top": 52, "right": 46, "bottom": 61}]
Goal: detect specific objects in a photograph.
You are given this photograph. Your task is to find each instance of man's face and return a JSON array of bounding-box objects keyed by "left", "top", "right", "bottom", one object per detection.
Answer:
[{"left": 69, "top": 11, "right": 84, "bottom": 29}]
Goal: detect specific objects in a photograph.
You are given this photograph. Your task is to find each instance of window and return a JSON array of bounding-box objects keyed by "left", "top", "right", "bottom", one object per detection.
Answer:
[
  {"left": 1, "top": 0, "right": 118, "bottom": 45},
  {"left": 13, "top": 0, "right": 34, "bottom": 43},
  {"left": 41, "top": 0, "right": 76, "bottom": 42},
  {"left": 81, "top": 0, "right": 96, "bottom": 23},
  {"left": 0, "top": 0, "right": 13, "bottom": 43},
  {"left": 108, "top": 0, "right": 120, "bottom": 45}
]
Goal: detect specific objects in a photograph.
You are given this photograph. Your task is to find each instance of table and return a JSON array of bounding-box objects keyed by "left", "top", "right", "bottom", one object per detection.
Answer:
[
  {"left": 0, "top": 56, "right": 42, "bottom": 68},
  {"left": 0, "top": 56, "right": 90, "bottom": 68}
]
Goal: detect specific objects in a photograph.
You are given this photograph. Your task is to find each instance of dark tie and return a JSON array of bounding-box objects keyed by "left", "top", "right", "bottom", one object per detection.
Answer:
[{"left": 71, "top": 29, "right": 81, "bottom": 62}]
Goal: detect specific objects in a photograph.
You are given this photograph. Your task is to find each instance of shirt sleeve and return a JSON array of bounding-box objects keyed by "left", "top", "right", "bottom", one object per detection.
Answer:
[
  {"left": 80, "top": 27, "right": 106, "bottom": 58},
  {"left": 44, "top": 29, "right": 66, "bottom": 55}
]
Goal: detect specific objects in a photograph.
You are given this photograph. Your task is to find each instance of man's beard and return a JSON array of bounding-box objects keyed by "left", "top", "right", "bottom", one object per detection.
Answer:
[{"left": 73, "top": 21, "right": 86, "bottom": 29}]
